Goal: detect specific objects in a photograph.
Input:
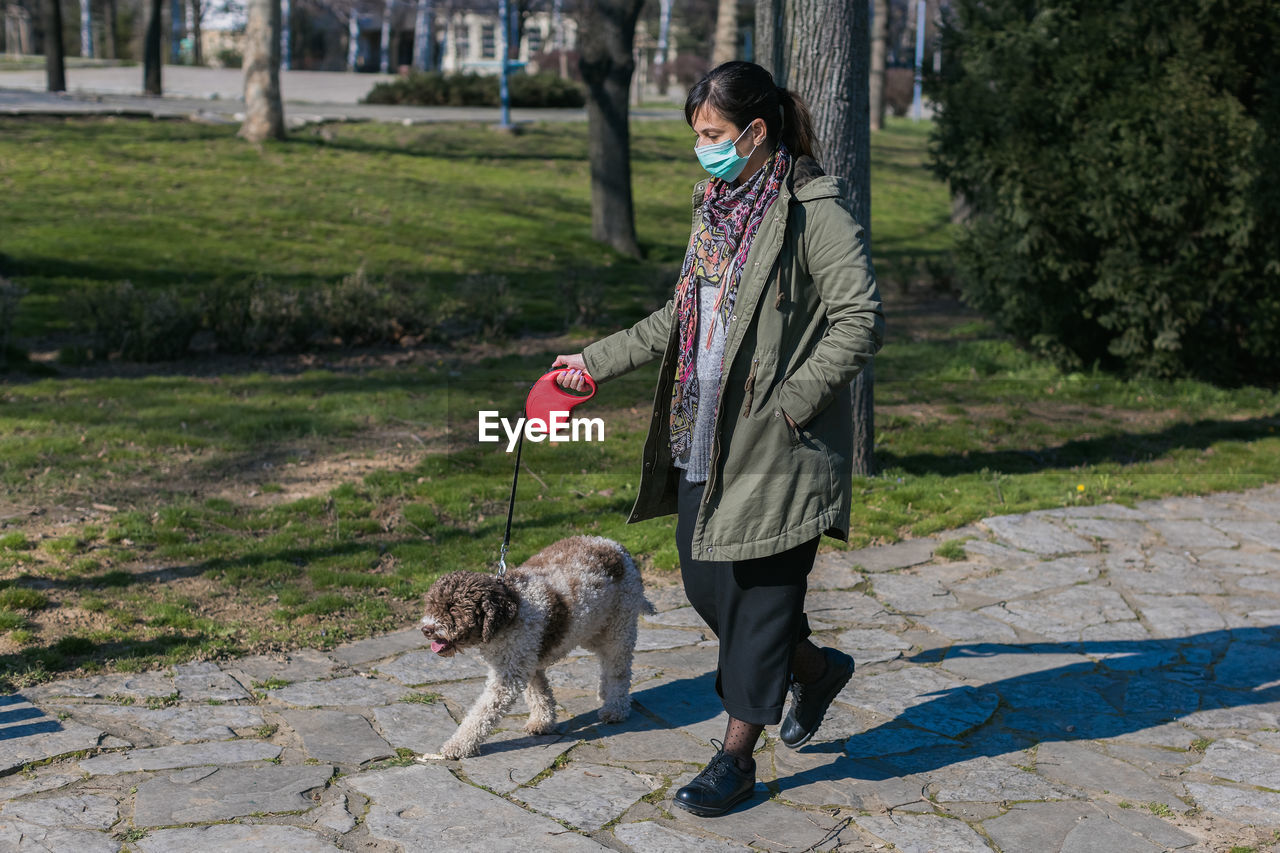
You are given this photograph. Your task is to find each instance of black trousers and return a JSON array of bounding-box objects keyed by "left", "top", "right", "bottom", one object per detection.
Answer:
[{"left": 676, "top": 469, "right": 821, "bottom": 725}]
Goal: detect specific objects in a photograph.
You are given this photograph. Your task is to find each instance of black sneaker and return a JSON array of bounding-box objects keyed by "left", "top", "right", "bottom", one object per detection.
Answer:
[
  {"left": 779, "top": 647, "right": 855, "bottom": 748},
  {"left": 672, "top": 740, "right": 755, "bottom": 817}
]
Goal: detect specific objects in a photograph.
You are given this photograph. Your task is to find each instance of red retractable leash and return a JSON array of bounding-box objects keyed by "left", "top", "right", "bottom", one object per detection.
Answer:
[{"left": 497, "top": 368, "right": 597, "bottom": 575}]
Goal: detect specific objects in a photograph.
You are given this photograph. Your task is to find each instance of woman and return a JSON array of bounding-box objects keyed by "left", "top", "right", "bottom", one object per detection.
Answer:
[{"left": 553, "top": 60, "right": 884, "bottom": 817}]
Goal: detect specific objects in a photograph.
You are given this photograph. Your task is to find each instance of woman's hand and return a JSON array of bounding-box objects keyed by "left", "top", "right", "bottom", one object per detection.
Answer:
[{"left": 551, "top": 353, "right": 592, "bottom": 392}]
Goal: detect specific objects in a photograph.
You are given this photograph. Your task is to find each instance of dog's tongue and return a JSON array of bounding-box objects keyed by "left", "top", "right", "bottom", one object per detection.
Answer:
[{"left": 431, "top": 640, "right": 448, "bottom": 654}]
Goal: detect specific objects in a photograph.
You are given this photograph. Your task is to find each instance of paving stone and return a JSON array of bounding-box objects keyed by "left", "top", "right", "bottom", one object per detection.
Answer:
[
  {"left": 983, "top": 800, "right": 1101, "bottom": 852},
  {"left": 1210, "top": 520, "right": 1280, "bottom": 550},
  {"left": 917, "top": 609, "right": 1018, "bottom": 642},
  {"left": 0, "top": 769, "right": 81, "bottom": 799},
  {"left": 980, "top": 586, "right": 1139, "bottom": 642},
  {"left": 842, "top": 539, "right": 936, "bottom": 574},
  {"left": 962, "top": 539, "right": 1039, "bottom": 568},
  {"left": 771, "top": 746, "right": 918, "bottom": 809},
  {"left": 370, "top": 701, "right": 458, "bottom": 754},
  {"left": 632, "top": 672, "right": 729, "bottom": 745},
  {"left": 644, "top": 583, "right": 692, "bottom": 612},
  {"left": 266, "top": 674, "right": 408, "bottom": 708},
  {"left": 844, "top": 722, "right": 960, "bottom": 759},
  {"left": 132, "top": 824, "right": 343, "bottom": 852},
  {"left": 345, "top": 763, "right": 605, "bottom": 851},
  {"left": 1137, "top": 495, "right": 1239, "bottom": 520},
  {"left": 997, "top": 673, "right": 1119, "bottom": 715},
  {"left": 576, "top": 712, "right": 708, "bottom": 765},
  {"left": 1059, "top": 811, "right": 1165, "bottom": 853},
  {"left": 515, "top": 763, "right": 657, "bottom": 831},
  {"left": 641, "top": 606, "right": 706, "bottom": 629},
  {"left": 1087, "top": 641, "right": 1179, "bottom": 672},
  {"left": 78, "top": 740, "right": 280, "bottom": 775},
  {"left": 1180, "top": 704, "right": 1280, "bottom": 731},
  {"left": 331, "top": 628, "right": 426, "bottom": 667},
  {"left": 1038, "top": 504, "right": 1152, "bottom": 521},
  {"left": 910, "top": 754, "right": 1071, "bottom": 802},
  {"left": 309, "top": 792, "right": 356, "bottom": 833},
  {"left": 545, "top": 655, "right": 662, "bottom": 693},
  {"left": 1214, "top": 642, "right": 1280, "bottom": 690},
  {"left": 669, "top": 794, "right": 844, "bottom": 850},
  {"left": 855, "top": 813, "right": 994, "bottom": 853},
  {"left": 0, "top": 819, "right": 120, "bottom": 853},
  {"left": 1062, "top": 518, "right": 1156, "bottom": 544},
  {"left": 632, "top": 644, "right": 721, "bottom": 678},
  {"left": 171, "top": 661, "right": 251, "bottom": 702},
  {"left": 0, "top": 717, "right": 109, "bottom": 774},
  {"left": 0, "top": 793, "right": 118, "bottom": 829},
  {"left": 1149, "top": 520, "right": 1240, "bottom": 551},
  {"left": 1238, "top": 574, "right": 1280, "bottom": 594},
  {"left": 25, "top": 671, "right": 175, "bottom": 702},
  {"left": 1195, "top": 738, "right": 1280, "bottom": 789},
  {"left": 938, "top": 646, "right": 1093, "bottom": 684},
  {"left": 454, "top": 728, "right": 579, "bottom": 794},
  {"left": 1110, "top": 551, "right": 1226, "bottom": 595},
  {"left": 843, "top": 668, "right": 998, "bottom": 737},
  {"left": 1198, "top": 549, "right": 1280, "bottom": 575},
  {"left": 281, "top": 709, "right": 393, "bottom": 765},
  {"left": 1133, "top": 595, "right": 1227, "bottom": 637},
  {"left": 51, "top": 703, "right": 265, "bottom": 746},
  {"left": 833, "top": 629, "right": 911, "bottom": 665},
  {"left": 1034, "top": 740, "right": 1183, "bottom": 805},
  {"left": 226, "top": 649, "right": 344, "bottom": 685},
  {"left": 871, "top": 573, "right": 957, "bottom": 613},
  {"left": 635, "top": 627, "right": 704, "bottom": 650},
  {"left": 613, "top": 820, "right": 751, "bottom": 852},
  {"left": 1185, "top": 781, "right": 1280, "bottom": 827},
  {"left": 981, "top": 514, "right": 1094, "bottom": 555},
  {"left": 1094, "top": 801, "right": 1198, "bottom": 848},
  {"left": 805, "top": 589, "right": 907, "bottom": 628},
  {"left": 373, "top": 648, "right": 489, "bottom": 684},
  {"left": 132, "top": 762, "right": 333, "bottom": 825},
  {"left": 953, "top": 556, "right": 1099, "bottom": 601}
]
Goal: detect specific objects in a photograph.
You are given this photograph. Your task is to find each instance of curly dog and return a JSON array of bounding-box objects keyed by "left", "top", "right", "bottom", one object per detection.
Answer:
[{"left": 419, "top": 535, "right": 654, "bottom": 759}]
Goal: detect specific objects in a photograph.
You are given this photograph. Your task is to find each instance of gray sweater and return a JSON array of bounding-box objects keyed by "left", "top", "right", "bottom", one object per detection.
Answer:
[{"left": 672, "top": 278, "right": 728, "bottom": 484}]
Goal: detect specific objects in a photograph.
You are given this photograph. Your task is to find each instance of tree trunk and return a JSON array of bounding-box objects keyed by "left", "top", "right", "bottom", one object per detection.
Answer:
[
  {"left": 78, "top": 0, "right": 91, "bottom": 57},
  {"left": 192, "top": 0, "right": 203, "bottom": 64},
  {"left": 756, "top": 0, "right": 876, "bottom": 475},
  {"left": 869, "top": 0, "right": 886, "bottom": 131},
  {"left": 239, "top": 0, "right": 284, "bottom": 142},
  {"left": 711, "top": 0, "right": 737, "bottom": 66},
  {"left": 578, "top": 0, "right": 644, "bottom": 258},
  {"left": 654, "top": 0, "right": 671, "bottom": 94},
  {"left": 44, "top": 0, "right": 65, "bottom": 91},
  {"left": 104, "top": 0, "right": 117, "bottom": 59},
  {"left": 143, "top": 0, "right": 161, "bottom": 94},
  {"left": 347, "top": 8, "right": 359, "bottom": 70}
]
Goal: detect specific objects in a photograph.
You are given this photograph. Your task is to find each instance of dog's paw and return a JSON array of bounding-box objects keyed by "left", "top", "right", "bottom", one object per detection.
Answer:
[
  {"left": 597, "top": 706, "right": 631, "bottom": 724},
  {"left": 438, "top": 741, "right": 477, "bottom": 760},
  {"left": 524, "top": 719, "right": 557, "bottom": 735}
]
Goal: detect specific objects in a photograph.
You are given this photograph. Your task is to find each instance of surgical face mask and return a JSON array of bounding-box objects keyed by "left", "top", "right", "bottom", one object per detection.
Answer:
[{"left": 694, "top": 123, "right": 759, "bottom": 181}]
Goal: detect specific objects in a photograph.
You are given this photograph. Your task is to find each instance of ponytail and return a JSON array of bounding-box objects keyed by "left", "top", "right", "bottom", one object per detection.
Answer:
[
  {"left": 685, "top": 61, "right": 824, "bottom": 166},
  {"left": 776, "top": 87, "right": 821, "bottom": 162}
]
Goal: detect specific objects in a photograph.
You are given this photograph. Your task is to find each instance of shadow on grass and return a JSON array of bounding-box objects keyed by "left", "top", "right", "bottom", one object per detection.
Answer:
[
  {"left": 0, "top": 631, "right": 225, "bottom": 695},
  {"left": 880, "top": 412, "right": 1280, "bottom": 477}
]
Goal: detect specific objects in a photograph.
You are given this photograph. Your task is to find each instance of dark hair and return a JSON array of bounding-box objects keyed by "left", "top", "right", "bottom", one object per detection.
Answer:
[{"left": 684, "top": 61, "right": 821, "bottom": 162}]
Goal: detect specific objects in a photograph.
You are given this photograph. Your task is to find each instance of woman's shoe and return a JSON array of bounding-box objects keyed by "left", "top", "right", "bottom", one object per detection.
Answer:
[
  {"left": 779, "top": 647, "right": 855, "bottom": 748},
  {"left": 672, "top": 740, "right": 755, "bottom": 817}
]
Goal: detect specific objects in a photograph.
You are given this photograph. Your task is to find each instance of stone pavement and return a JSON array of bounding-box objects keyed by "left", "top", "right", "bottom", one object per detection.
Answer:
[{"left": 3, "top": 484, "right": 1280, "bottom": 851}]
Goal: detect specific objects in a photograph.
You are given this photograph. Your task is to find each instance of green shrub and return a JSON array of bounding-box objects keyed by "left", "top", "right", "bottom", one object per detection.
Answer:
[
  {"left": 68, "top": 281, "right": 200, "bottom": 361},
  {"left": 928, "top": 0, "right": 1280, "bottom": 382},
  {"left": 364, "top": 71, "right": 585, "bottom": 109}
]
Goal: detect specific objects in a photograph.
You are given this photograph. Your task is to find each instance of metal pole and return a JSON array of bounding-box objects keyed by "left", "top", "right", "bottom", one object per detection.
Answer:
[
  {"left": 413, "top": 0, "right": 432, "bottom": 71},
  {"left": 170, "top": 0, "right": 184, "bottom": 63},
  {"left": 379, "top": 0, "right": 392, "bottom": 73},
  {"left": 911, "top": 0, "right": 925, "bottom": 121},
  {"left": 80, "top": 0, "right": 93, "bottom": 57},
  {"left": 498, "top": 0, "right": 511, "bottom": 129},
  {"left": 281, "top": 0, "right": 290, "bottom": 69},
  {"left": 348, "top": 8, "right": 359, "bottom": 71}
]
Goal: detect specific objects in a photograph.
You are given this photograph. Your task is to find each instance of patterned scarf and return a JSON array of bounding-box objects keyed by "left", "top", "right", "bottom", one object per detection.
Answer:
[{"left": 669, "top": 144, "right": 791, "bottom": 459}]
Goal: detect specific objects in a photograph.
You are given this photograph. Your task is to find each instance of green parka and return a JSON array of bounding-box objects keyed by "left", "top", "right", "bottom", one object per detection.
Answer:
[{"left": 582, "top": 155, "right": 885, "bottom": 561}]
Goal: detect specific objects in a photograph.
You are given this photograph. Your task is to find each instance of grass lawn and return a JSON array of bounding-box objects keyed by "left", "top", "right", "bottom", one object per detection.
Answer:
[{"left": 0, "top": 115, "right": 1277, "bottom": 689}]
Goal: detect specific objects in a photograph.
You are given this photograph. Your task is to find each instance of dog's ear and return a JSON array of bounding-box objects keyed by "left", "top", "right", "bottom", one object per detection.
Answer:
[{"left": 479, "top": 579, "right": 519, "bottom": 643}]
